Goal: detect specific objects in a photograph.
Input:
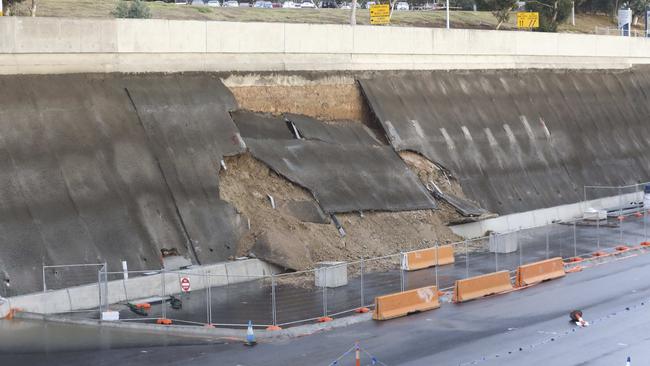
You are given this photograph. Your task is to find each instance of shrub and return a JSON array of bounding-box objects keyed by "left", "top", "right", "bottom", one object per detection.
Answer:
[{"left": 112, "top": 0, "right": 152, "bottom": 19}]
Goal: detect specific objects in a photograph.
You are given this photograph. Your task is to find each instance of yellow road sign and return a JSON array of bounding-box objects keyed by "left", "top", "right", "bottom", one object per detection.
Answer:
[
  {"left": 370, "top": 4, "right": 390, "bottom": 24},
  {"left": 517, "top": 12, "right": 539, "bottom": 28},
  {"left": 370, "top": 16, "right": 390, "bottom": 25}
]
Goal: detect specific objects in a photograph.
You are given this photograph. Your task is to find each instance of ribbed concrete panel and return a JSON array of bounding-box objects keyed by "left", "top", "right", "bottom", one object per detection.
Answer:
[
  {"left": 0, "top": 74, "right": 246, "bottom": 296},
  {"left": 126, "top": 75, "right": 246, "bottom": 265},
  {"left": 359, "top": 69, "right": 650, "bottom": 214}
]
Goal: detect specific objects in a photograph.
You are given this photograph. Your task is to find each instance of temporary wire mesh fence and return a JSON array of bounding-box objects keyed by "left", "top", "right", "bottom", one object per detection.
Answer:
[
  {"left": 583, "top": 182, "right": 647, "bottom": 213},
  {"left": 42, "top": 263, "right": 106, "bottom": 292},
  {"left": 40, "top": 180, "right": 650, "bottom": 328},
  {"left": 41, "top": 263, "right": 107, "bottom": 314},
  {"left": 87, "top": 209, "right": 650, "bottom": 328}
]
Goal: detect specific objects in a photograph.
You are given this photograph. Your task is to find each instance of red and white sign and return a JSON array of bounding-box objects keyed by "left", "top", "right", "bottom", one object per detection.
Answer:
[{"left": 180, "top": 277, "right": 191, "bottom": 293}]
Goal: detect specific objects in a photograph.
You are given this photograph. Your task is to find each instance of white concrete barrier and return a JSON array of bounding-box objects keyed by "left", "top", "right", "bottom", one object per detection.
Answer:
[
  {"left": 2, "top": 17, "right": 650, "bottom": 74},
  {"left": 452, "top": 191, "right": 642, "bottom": 238},
  {"left": 5, "top": 259, "right": 280, "bottom": 315}
]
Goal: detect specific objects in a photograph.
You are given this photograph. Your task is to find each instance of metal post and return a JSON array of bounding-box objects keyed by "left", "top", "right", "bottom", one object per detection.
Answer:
[
  {"left": 208, "top": 275, "right": 212, "bottom": 325},
  {"left": 205, "top": 271, "right": 210, "bottom": 325},
  {"left": 350, "top": 0, "right": 357, "bottom": 25},
  {"left": 322, "top": 284, "right": 328, "bottom": 318},
  {"left": 97, "top": 267, "right": 102, "bottom": 317},
  {"left": 494, "top": 234, "right": 499, "bottom": 272},
  {"left": 573, "top": 221, "right": 577, "bottom": 258},
  {"left": 102, "top": 263, "right": 107, "bottom": 314},
  {"left": 645, "top": 208, "right": 647, "bottom": 242},
  {"left": 620, "top": 213, "right": 624, "bottom": 245},
  {"left": 42, "top": 266, "right": 47, "bottom": 293},
  {"left": 360, "top": 258, "right": 365, "bottom": 308},
  {"left": 593, "top": 217, "right": 599, "bottom": 254},
  {"left": 434, "top": 242, "right": 439, "bottom": 291},
  {"left": 517, "top": 230, "right": 522, "bottom": 267},
  {"left": 465, "top": 239, "right": 469, "bottom": 278},
  {"left": 400, "top": 259, "right": 405, "bottom": 292},
  {"left": 446, "top": 0, "right": 450, "bottom": 29},
  {"left": 161, "top": 269, "right": 166, "bottom": 320},
  {"left": 646, "top": 5, "right": 650, "bottom": 37},
  {"left": 619, "top": 186, "right": 623, "bottom": 217},
  {"left": 545, "top": 229, "right": 550, "bottom": 259},
  {"left": 271, "top": 274, "right": 277, "bottom": 326},
  {"left": 571, "top": 1, "right": 575, "bottom": 26}
]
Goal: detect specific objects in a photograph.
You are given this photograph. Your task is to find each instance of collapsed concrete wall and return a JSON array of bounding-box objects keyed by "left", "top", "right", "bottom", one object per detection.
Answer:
[
  {"left": 359, "top": 68, "right": 650, "bottom": 215},
  {"left": 0, "top": 74, "right": 245, "bottom": 296},
  {"left": 231, "top": 111, "right": 437, "bottom": 213},
  {"left": 219, "top": 154, "right": 460, "bottom": 271}
]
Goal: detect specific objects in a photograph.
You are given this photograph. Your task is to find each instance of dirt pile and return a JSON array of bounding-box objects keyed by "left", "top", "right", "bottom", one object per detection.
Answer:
[
  {"left": 223, "top": 73, "right": 373, "bottom": 123},
  {"left": 219, "top": 153, "right": 461, "bottom": 271}
]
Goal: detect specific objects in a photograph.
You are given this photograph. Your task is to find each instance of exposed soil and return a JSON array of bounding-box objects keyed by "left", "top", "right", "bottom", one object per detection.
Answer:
[
  {"left": 399, "top": 150, "right": 466, "bottom": 198},
  {"left": 219, "top": 153, "right": 461, "bottom": 271},
  {"left": 229, "top": 84, "right": 368, "bottom": 122}
]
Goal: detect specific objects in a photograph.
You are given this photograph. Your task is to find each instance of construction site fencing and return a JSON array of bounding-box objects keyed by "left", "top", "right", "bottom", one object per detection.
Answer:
[
  {"left": 37, "top": 179, "right": 650, "bottom": 328},
  {"left": 42, "top": 263, "right": 106, "bottom": 314},
  {"left": 89, "top": 208, "right": 650, "bottom": 328},
  {"left": 583, "top": 182, "right": 648, "bottom": 213},
  {"left": 43, "top": 263, "right": 106, "bottom": 292}
]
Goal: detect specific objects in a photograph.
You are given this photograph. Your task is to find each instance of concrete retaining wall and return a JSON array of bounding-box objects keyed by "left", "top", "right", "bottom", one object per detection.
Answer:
[
  {"left": 2, "top": 17, "right": 650, "bottom": 74},
  {"left": 2, "top": 259, "right": 279, "bottom": 316},
  {"left": 452, "top": 192, "right": 641, "bottom": 238}
]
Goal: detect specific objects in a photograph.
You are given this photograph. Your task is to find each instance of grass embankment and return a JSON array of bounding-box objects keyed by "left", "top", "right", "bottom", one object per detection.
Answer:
[{"left": 10, "top": 0, "right": 618, "bottom": 34}]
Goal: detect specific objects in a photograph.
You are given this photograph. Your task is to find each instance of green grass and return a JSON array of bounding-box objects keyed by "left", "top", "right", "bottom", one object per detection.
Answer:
[{"left": 8, "top": 0, "right": 619, "bottom": 34}]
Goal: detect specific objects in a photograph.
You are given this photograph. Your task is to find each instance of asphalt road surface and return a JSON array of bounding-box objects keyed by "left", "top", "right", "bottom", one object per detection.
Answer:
[{"left": 3, "top": 249, "right": 650, "bottom": 366}]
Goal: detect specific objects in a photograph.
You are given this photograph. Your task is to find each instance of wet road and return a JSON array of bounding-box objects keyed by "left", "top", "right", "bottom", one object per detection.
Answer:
[{"left": 2, "top": 246, "right": 650, "bottom": 365}]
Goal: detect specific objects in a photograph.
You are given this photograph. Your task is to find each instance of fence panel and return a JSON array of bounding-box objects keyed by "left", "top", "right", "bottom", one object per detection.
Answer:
[
  {"left": 43, "top": 263, "right": 105, "bottom": 292},
  {"left": 208, "top": 273, "right": 273, "bottom": 327},
  {"left": 42, "top": 263, "right": 105, "bottom": 314},
  {"left": 275, "top": 270, "right": 323, "bottom": 326},
  {"left": 324, "top": 261, "right": 364, "bottom": 318},
  {"left": 349, "top": 254, "right": 402, "bottom": 309}
]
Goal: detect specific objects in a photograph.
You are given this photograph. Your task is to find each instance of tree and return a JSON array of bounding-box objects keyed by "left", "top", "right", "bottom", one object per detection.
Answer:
[
  {"left": 526, "top": 0, "right": 572, "bottom": 31},
  {"left": 2, "top": 0, "right": 37, "bottom": 16},
  {"left": 625, "top": 0, "right": 649, "bottom": 25},
  {"left": 453, "top": 0, "right": 477, "bottom": 10},
  {"left": 480, "top": 0, "right": 518, "bottom": 29},
  {"left": 112, "top": 0, "right": 152, "bottom": 19}
]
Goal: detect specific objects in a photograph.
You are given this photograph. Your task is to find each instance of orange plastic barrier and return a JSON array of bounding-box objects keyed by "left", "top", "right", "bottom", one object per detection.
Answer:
[
  {"left": 373, "top": 286, "right": 440, "bottom": 320},
  {"left": 515, "top": 257, "right": 566, "bottom": 287},
  {"left": 452, "top": 270, "right": 513, "bottom": 303},
  {"left": 3, "top": 308, "right": 21, "bottom": 320},
  {"left": 401, "top": 245, "right": 454, "bottom": 271}
]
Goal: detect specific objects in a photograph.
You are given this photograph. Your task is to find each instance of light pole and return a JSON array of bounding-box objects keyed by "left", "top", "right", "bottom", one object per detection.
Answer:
[{"left": 446, "top": 0, "right": 450, "bottom": 29}]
